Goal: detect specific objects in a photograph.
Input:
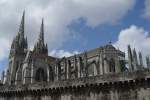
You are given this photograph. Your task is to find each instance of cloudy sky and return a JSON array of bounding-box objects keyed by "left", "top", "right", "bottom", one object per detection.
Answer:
[{"left": 0, "top": 0, "right": 150, "bottom": 73}]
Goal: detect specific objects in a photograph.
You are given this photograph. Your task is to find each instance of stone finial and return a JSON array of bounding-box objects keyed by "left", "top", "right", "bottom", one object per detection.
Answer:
[
  {"left": 128, "top": 45, "right": 133, "bottom": 71},
  {"left": 139, "top": 52, "right": 143, "bottom": 67},
  {"left": 133, "top": 48, "right": 138, "bottom": 69}
]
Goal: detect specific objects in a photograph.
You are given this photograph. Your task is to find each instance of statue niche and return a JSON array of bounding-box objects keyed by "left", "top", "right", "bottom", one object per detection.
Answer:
[{"left": 35, "top": 68, "right": 47, "bottom": 82}]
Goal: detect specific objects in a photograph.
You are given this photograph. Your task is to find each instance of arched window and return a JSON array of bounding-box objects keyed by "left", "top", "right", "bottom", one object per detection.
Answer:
[
  {"left": 87, "top": 60, "right": 97, "bottom": 76},
  {"left": 49, "top": 66, "right": 54, "bottom": 81},
  {"left": 109, "top": 58, "right": 115, "bottom": 72},
  {"left": 16, "top": 61, "right": 19, "bottom": 72},
  {"left": 35, "top": 68, "right": 47, "bottom": 82}
]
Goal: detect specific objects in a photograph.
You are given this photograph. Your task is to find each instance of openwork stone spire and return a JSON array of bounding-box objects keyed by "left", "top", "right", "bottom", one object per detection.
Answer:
[
  {"left": 18, "top": 10, "right": 25, "bottom": 36},
  {"left": 9, "top": 11, "right": 28, "bottom": 57},
  {"left": 39, "top": 18, "right": 44, "bottom": 43},
  {"left": 33, "top": 19, "right": 48, "bottom": 55}
]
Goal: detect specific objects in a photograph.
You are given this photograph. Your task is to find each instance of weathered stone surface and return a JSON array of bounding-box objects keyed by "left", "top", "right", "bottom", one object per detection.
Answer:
[{"left": 1, "top": 13, "right": 150, "bottom": 100}]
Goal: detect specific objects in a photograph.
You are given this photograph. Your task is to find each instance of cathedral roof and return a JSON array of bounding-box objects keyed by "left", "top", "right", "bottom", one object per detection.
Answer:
[{"left": 103, "top": 44, "right": 116, "bottom": 50}]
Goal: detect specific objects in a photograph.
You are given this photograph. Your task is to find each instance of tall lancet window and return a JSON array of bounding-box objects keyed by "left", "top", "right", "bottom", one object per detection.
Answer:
[
  {"left": 35, "top": 68, "right": 47, "bottom": 82},
  {"left": 109, "top": 58, "right": 115, "bottom": 73}
]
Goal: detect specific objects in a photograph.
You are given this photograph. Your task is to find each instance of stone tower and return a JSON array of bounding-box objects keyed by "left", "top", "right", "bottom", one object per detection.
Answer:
[
  {"left": 23, "top": 19, "right": 50, "bottom": 84},
  {"left": 8, "top": 11, "right": 28, "bottom": 85},
  {"left": 33, "top": 19, "right": 48, "bottom": 55}
]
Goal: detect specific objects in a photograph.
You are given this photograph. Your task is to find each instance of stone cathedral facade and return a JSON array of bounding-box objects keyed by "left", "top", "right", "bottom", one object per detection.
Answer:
[{"left": 0, "top": 12, "right": 150, "bottom": 100}]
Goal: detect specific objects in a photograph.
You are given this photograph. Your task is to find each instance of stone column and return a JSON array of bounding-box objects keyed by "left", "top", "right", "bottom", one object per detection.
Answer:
[
  {"left": 15, "top": 65, "right": 22, "bottom": 85},
  {"left": 74, "top": 55, "right": 78, "bottom": 78},
  {"left": 114, "top": 90, "right": 119, "bottom": 100},
  {"left": 23, "top": 64, "right": 31, "bottom": 84},
  {"left": 99, "top": 53, "right": 104, "bottom": 75},
  {"left": 30, "top": 62, "right": 35, "bottom": 84},
  {"left": 47, "top": 66, "right": 50, "bottom": 82},
  {"left": 98, "top": 91, "right": 103, "bottom": 100},
  {"left": 110, "top": 90, "right": 118, "bottom": 100},
  {"left": 64, "top": 58, "right": 67, "bottom": 80},
  {"left": 57, "top": 61, "right": 61, "bottom": 80},
  {"left": 110, "top": 90, "right": 114, "bottom": 100},
  {"left": 55, "top": 60, "right": 59, "bottom": 81},
  {"left": 83, "top": 52, "right": 88, "bottom": 77},
  {"left": 115, "top": 58, "right": 121, "bottom": 73},
  {"left": 66, "top": 60, "right": 69, "bottom": 79},
  {"left": 77, "top": 57, "right": 81, "bottom": 78},
  {"left": 104, "top": 58, "right": 108, "bottom": 74},
  {"left": 79, "top": 57, "right": 83, "bottom": 77}
]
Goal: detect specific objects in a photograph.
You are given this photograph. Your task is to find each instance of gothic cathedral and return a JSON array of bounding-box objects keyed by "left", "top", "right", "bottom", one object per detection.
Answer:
[{"left": 0, "top": 12, "right": 150, "bottom": 100}]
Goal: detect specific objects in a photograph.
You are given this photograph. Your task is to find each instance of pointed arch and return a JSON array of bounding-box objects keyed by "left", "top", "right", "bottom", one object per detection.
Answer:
[
  {"left": 35, "top": 68, "right": 47, "bottom": 82},
  {"left": 87, "top": 60, "right": 97, "bottom": 76},
  {"left": 109, "top": 58, "right": 115, "bottom": 72},
  {"left": 49, "top": 65, "right": 54, "bottom": 81}
]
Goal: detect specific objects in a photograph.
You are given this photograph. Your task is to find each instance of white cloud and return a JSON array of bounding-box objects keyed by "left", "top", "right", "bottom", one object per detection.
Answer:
[
  {"left": 0, "top": 38, "right": 10, "bottom": 61},
  {"left": 114, "top": 25, "right": 150, "bottom": 60},
  {"left": 49, "top": 50, "right": 79, "bottom": 58},
  {"left": 0, "top": 0, "right": 135, "bottom": 61}
]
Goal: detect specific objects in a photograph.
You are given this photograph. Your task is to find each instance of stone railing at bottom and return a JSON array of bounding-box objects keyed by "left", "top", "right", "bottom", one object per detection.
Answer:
[{"left": 0, "top": 69, "right": 150, "bottom": 93}]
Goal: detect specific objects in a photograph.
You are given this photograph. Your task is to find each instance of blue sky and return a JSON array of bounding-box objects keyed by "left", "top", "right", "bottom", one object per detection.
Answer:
[
  {"left": 1, "top": 0, "right": 150, "bottom": 75},
  {"left": 62, "top": 0, "right": 149, "bottom": 52}
]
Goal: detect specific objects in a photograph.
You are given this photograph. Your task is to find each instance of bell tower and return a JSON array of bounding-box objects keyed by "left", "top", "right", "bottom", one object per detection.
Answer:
[
  {"left": 33, "top": 19, "right": 48, "bottom": 55},
  {"left": 8, "top": 11, "right": 28, "bottom": 84}
]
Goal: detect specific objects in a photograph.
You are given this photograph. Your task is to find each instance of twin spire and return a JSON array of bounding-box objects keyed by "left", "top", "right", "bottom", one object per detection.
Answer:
[
  {"left": 10, "top": 11, "right": 48, "bottom": 56},
  {"left": 10, "top": 11, "right": 27, "bottom": 55},
  {"left": 19, "top": 11, "right": 45, "bottom": 44}
]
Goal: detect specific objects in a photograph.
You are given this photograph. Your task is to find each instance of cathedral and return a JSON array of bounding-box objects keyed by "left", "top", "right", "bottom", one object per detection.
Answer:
[{"left": 0, "top": 12, "right": 150, "bottom": 100}]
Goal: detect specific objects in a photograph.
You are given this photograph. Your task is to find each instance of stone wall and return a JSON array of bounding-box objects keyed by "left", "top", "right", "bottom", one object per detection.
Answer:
[
  {"left": 1, "top": 87, "right": 150, "bottom": 100},
  {"left": 1, "top": 70, "right": 150, "bottom": 100}
]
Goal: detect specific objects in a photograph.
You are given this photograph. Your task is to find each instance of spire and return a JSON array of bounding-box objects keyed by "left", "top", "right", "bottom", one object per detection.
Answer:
[
  {"left": 18, "top": 11, "right": 28, "bottom": 50},
  {"left": 133, "top": 48, "right": 138, "bottom": 70},
  {"left": 25, "top": 36, "right": 28, "bottom": 48},
  {"left": 39, "top": 18, "right": 44, "bottom": 43},
  {"left": 9, "top": 11, "right": 27, "bottom": 57},
  {"left": 139, "top": 52, "right": 143, "bottom": 67},
  {"left": 33, "top": 18, "right": 48, "bottom": 55},
  {"left": 128, "top": 45, "right": 133, "bottom": 71},
  {"left": 18, "top": 10, "right": 25, "bottom": 35}
]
